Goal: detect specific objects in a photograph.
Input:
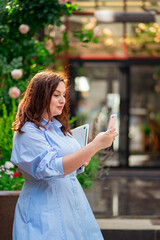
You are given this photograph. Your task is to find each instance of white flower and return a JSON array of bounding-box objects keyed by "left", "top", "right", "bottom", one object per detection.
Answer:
[
  {"left": 103, "top": 28, "right": 112, "bottom": 36},
  {"left": 59, "top": 24, "right": 66, "bottom": 33},
  {"left": 104, "top": 38, "right": 114, "bottom": 46},
  {"left": 93, "top": 26, "right": 102, "bottom": 37},
  {"left": 5, "top": 170, "right": 14, "bottom": 175},
  {"left": 19, "top": 24, "right": 30, "bottom": 34},
  {"left": 4, "top": 161, "right": 14, "bottom": 169},
  {"left": 0, "top": 165, "right": 5, "bottom": 171},
  {"left": 149, "top": 27, "right": 156, "bottom": 33},
  {"left": 8, "top": 86, "right": 21, "bottom": 99},
  {"left": 84, "top": 22, "right": 95, "bottom": 30},
  {"left": 138, "top": 23, "right": 146, "bottom": 30},
  {"left": 11, "top": 69, "right": 23, "bottom": 79}
]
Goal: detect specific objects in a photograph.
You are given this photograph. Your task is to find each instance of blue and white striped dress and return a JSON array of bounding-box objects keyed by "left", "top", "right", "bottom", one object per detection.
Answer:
[{"left": 11, "top": 118, "right": 104, "bottom": 240}]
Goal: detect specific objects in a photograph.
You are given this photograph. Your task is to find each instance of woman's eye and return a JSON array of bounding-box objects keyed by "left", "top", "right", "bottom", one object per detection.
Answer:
[{"left": 53, "top": 94, "right": 66, "bottom": 98}]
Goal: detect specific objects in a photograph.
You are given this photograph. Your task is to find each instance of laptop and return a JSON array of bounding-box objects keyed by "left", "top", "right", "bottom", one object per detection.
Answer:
[{"left": 71, "top": 124, "right": 89, "bottom": 174}]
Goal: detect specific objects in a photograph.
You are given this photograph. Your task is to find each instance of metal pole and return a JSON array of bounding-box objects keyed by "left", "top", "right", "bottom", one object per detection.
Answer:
[{"left": 123, "top": 0, "right": 127, "bottom": 57}]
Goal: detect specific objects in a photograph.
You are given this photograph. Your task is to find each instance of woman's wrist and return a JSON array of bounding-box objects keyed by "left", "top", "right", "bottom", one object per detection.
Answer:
[{"left": 86, "top": 140, "right": 100, "bottom": 156}]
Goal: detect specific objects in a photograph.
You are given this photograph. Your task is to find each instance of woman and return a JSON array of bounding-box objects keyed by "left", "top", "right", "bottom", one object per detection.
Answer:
[{"left": 11, "top": 70, "right": 118, "bottom": 240}]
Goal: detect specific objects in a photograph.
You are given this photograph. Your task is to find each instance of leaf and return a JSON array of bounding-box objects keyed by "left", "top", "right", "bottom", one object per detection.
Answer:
[{"left": 69, "top": 116, "right": 77, "bottom": 125}]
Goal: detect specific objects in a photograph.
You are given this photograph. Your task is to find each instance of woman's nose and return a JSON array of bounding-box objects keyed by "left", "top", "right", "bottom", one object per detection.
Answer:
[{"left": 59, "top": 96, "right": 65, "bottom": 103}]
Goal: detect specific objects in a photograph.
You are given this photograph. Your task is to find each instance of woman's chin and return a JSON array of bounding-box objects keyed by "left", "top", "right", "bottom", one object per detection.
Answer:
[{"left": 56, "top": 110, "right": 63, "bottom": 115}]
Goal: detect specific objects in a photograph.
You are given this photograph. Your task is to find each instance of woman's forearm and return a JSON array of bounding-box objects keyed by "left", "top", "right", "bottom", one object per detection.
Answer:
[
  {"left": 62, "top": 141, "right": 99, "bottom": 176},
  {"left": 63, "top": 128, "right": 118, "bottom": 176}
]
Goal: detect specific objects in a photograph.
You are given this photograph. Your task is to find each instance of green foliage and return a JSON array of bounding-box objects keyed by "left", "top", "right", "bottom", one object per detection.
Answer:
[
  {"left": 76, "top": 113, "right": 88, "bottom": 126},
  {"left": 142, "top": 124, "right": 150, "bottom": 136},
  {"left": 0, "top": 0, "right": 77, "bottom": 107},
  {"left": 69, "top": 116, "right": 77, "bottom": 126},
  {"left": 0, "top": 100, "right": 25, "bottom": 190},
  {"left": 0, "top": 0, "right": 98, "bottom": 109},
  {"left": 0, "top": 55, "right": 23, "bottom": 75},
  {"left": 73, "top": 28, "right": 98, "bottom": 43},
  {"left": 77, "top": 153, "right": 100, "bottom": 189},
  {"left": 0, "top": 168, "right": 25, "bottom": 190},
  {"left": 0, "top": 100, "right": 16, "bottom": 163}
]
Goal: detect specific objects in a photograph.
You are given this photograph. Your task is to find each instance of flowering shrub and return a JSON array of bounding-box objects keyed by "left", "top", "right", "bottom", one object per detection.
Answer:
[
  {"left": 127, "top": 22, "right": 160, "bottom": 55},
  {"left": 0, "top": 0, "right": 98, "bottom": 112},
  {"left": 0, "top": 162, "right": 25, "bottom": 190},
  {"left": 0, "top": 100, "right": 25, "bottom": 190}
]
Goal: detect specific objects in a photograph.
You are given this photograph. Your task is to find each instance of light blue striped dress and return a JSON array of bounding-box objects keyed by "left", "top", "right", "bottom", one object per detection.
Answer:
[{"left": 11, "top": 118, "right": 104, "bottom": 240}]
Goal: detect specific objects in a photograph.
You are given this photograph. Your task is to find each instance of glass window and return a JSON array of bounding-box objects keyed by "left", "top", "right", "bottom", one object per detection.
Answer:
[{"left": 129, "top": 65, "right": 160, "bottom": 167}]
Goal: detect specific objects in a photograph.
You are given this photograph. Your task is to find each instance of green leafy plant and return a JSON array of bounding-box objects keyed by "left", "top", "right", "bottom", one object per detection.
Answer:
[
  {"left": 0, "top": 165, "right": 25, "bottom": 191},
  {"left": 0, "top": 100, "right": 25, "bottom": 190},
  {"left": 0, "top": 100, "right": 16, "bottom": 164},
  {"left": 0, "top": 0, "right": 98, "bottom": 110},
  {"left": 77, "top": 153, "right": 100, "bottom": 189},
  {"left": 142, "top": 124, "right": 150, "bottom": 137}
]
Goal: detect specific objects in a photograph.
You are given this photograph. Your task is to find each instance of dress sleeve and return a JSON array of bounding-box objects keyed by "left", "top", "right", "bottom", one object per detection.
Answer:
[{"left": 11, "top": 124, "right": 64, "bottom": 180}]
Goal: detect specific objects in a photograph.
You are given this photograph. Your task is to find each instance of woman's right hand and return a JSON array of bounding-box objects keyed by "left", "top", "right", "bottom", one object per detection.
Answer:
[
  {"left": 92, "top": 128, "right": 119, "bottom": 151},
  {"left": 63, "top": 127, "right": 118, "bottom": 176}
]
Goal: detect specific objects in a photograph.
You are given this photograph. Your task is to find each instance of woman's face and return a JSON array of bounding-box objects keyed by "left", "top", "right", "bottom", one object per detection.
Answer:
[{"left": 43, "top": 81, "right": 66, "bottom": 120}]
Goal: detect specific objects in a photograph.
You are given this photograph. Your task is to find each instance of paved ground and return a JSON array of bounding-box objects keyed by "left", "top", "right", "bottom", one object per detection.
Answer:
[
  {"left": 84, "top": 169, "right": 160, "bottom": 240},
  {"left": 85, "top": 169, "right": 160, "bottom": 219},
  {"left": 97, "top": 218, "right": 160, "bottom": 230}
]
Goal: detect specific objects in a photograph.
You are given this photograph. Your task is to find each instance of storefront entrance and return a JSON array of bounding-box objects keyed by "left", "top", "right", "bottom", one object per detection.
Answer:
[{"left": 69, "top": 59, "right": 160, "bottom": 168}]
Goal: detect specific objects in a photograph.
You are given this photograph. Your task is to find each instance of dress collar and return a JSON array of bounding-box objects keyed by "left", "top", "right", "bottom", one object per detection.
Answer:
[{"left": 41, "top": 117, "right": 62, "bottom": 128}]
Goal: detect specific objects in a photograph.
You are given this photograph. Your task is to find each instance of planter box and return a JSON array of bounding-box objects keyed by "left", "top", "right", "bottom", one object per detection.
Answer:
[{"left": 0, "top": 191, "right": 20, "bottom": 240}]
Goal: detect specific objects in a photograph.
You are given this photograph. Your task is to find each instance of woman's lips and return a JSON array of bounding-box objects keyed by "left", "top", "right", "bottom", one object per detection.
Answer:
[{"left": 57, "top": 106, "right": 63, "bottom": 110}]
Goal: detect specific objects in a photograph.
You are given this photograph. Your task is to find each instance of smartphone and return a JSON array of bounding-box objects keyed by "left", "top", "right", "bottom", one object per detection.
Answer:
[{"left": 108, "top": 114, "right": 117, "bottom": 129}]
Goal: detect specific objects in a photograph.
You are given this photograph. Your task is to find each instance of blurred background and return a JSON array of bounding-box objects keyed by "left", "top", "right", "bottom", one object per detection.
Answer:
[{"left": 67, "top": 0, "right": 160, "bottom": 169}]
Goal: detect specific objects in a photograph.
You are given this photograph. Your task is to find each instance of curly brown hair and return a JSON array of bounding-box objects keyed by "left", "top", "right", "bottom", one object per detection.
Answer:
[{"left": 12, "top": 70, "right": 72, "bottom": 135}]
